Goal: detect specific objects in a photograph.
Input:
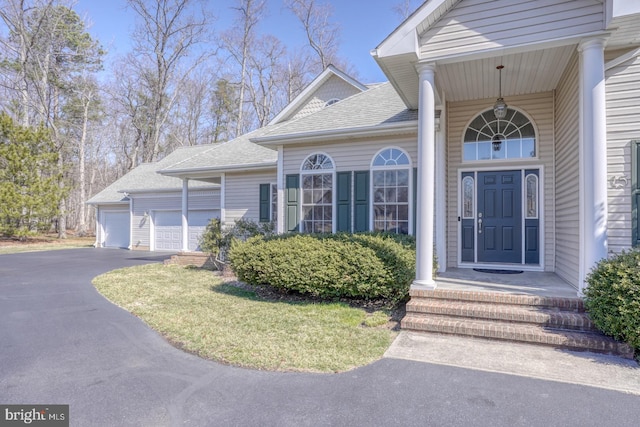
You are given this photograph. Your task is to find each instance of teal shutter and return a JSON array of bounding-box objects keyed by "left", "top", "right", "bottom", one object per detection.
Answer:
[
  {"left": 286, "top": 174, "right": 299, "bottom": 232},
  {"left": 259, "top": 183, "right": 270, "bottom": 222},
  {"left": 336, "top": 172, "right": 352, "bottom": 232},
  {"left": 412, "top": 167, "right": 417, "bottom": 236},
  {"left": 354, "top": 171, "right": 369, "bottom": 232},
  {"left": 633, "top": 141, "right": 640, "bottom": 246}
]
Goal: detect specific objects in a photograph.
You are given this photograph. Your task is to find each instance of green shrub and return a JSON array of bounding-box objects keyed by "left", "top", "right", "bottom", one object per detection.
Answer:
[
  {"left": 199, "top": 218, "right": 274, "bottom": 260},
  {"left": 228, "top": 233, "right": 415, "bottom": 302},
  {"left": 584, "top": 250, "right": 640, "bottom": 352}
]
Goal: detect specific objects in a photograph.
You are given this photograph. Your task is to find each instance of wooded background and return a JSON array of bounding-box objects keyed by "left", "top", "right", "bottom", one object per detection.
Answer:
[{"left": 0, "top": 0, "right": 415, "bottom": 238}]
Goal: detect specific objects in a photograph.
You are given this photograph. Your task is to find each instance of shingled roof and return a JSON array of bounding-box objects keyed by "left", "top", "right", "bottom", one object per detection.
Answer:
[
  {"left": 86, "top": 145, "right": 219, "bottom": 204},
  {"left": 252, "top": 82, "right": 417, "bottom": 144}
]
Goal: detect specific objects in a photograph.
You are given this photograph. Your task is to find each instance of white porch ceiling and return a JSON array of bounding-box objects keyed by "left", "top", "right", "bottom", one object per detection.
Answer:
[{"left": 435, "top": 45, "right": 577, "bottom": 102}]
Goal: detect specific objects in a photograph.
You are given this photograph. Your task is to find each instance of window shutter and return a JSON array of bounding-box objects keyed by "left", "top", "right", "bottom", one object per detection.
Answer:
[
  {"left": 285, "top": 174, "right": 299, "bottom": 232},
  {"left": 259, "top": 184, "right": 270, "bottom": 223},
  {"left": 354, "top": 171, "right": 369, "bottom": 232},
  {"left": 633, "top": 141, "right": 640, "bottom": 247},
  {"left": 412, "top": 167, "right": 417, "bottom": 236},
  {"left": 336, "top": 172, "right": 351, "bottom": 232}
]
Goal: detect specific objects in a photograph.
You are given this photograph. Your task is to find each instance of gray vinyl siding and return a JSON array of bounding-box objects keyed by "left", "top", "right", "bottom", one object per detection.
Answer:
[
  {"left": 282, "top": 136, "right": 418, "bottom": 175},
  {"left": 606, "top": 51, "right": 640, "bottom": 253},
  {"left": 225, "top": 170, "right": 277, "bottom": 225},
  {"left": 554, "top": 52, "right": 580, "bottom": 287},
  {"left": 446, "top": 92, "right": 556, "bottom": 271},
  {"left": 96, "top": 204, "right": 129, "bottom": 247},
  {"left": 130, "top": 190, "right": 220, "bottom": 249},
  {"left": 289, "top": 75, "right": 364, "bottom": 121},
  {"left": 420, "top": 0, "right": 604, "bottom": 61}
]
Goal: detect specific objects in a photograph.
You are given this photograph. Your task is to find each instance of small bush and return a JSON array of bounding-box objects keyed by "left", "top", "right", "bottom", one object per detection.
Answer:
[
  {"left": 199, "top": 218, "right": 274, "bottom": 260},
  {"left": 228, "top": 233, "right": 415, "bottom": 302},
  {"left": 584, "top": 250, "right": 640, "bottom": 352}
]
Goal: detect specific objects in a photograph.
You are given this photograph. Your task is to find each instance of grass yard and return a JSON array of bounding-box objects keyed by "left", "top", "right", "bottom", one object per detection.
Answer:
[
  {"left": 0, "top": 235, "right": 94, "bottom": 254},
  {"left": 92, "top": 263, "right": 397, "bottom": 373}
]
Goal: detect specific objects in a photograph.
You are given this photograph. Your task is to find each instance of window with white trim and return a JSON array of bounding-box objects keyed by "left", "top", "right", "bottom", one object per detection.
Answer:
[
  {"left": 371, "top": 148, "right": 410, "bottom": 234},
  {"left": 301, "top": 153, "right": 334, "bottom": 233},
  {"left": 463, "top": 108, "right": 536, "bottom": 161}
]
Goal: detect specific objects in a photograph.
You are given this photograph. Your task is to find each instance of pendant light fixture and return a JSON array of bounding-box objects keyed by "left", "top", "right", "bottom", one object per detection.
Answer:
[{"left": 493, "top": 65, "right": 508, "bottom": 119}]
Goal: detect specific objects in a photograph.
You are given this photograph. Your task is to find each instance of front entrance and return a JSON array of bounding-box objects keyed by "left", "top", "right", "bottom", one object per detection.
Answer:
[{"left": 460, "top": 169, "right": 540, "bottom": 266}]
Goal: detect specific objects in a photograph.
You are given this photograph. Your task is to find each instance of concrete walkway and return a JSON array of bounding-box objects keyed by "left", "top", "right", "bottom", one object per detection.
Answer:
[{"left": 386, "top": 331, "right": 640, "bottom": 395}]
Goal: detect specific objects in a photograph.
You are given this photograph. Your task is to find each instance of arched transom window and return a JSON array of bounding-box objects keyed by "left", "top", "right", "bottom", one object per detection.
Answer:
[
  {"left": 301, "top": 153, "right": 334, "bottom": 233},
  {"left": 463, "top": 108, "right": 536, "bottom": 161},
  {"left": 371, "top": 148, "right": 411, "bottom": 234}
]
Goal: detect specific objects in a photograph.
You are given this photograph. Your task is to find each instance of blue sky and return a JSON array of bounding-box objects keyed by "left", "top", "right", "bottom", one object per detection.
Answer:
[{"left": 74, "top": 0, "right": 417, "bottom": 84}]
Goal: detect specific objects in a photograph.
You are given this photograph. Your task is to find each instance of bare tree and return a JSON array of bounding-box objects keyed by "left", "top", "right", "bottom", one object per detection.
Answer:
[
  {"left": 284, "top": 0, "right": 341, "bottom": 73},
  {"left": 126, "top": 0, "right": 213, "bottom": 162},
  {"left": 392, "top": 0, "right": 421, "bottom": 20},
  {"left": 246, "top": 34, "right": 286, "bottom": 127},
  {"left": 220, "top": 0, "right": 266, "bottom": 137}
]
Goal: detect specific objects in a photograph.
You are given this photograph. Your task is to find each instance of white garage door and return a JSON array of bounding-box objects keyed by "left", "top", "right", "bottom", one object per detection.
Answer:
[
  {"left": 103, "top": 211, "right": 130, "bottom": 248},
  {"left": 154, "top": 211, "right": 182, "bottom": 251},
  {"left": 188, "top": 210, "right": 220, "bottom": 251}
]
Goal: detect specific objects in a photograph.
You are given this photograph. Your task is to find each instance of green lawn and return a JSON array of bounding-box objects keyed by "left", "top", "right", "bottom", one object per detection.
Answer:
[{"left": 92, "top": 264, "right": 396, "bottom": 373}]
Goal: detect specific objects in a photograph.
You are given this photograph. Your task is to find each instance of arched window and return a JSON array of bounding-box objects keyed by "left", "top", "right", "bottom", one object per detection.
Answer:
[
  {"left": 301, "top": 153, "right": 334, "bottom": 233},
  {"left": 463, "top": 108, "right": 536, "bottom": 161},
  {"left": 371, "top": 148, "right": 411, "bottom": 234}
]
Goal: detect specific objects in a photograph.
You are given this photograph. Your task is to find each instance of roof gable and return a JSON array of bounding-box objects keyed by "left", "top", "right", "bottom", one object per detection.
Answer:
[{"left": 268, "top": 65, "right": 368, "bottom": 125}]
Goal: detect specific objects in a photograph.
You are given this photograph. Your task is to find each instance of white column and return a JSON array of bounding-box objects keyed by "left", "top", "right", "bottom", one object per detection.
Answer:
[
  {"left": 182, "top": 178, "right": 189, "bottom": 252},
  {"left": 277, "top": 145, "right": 285, "bottom": 234},
  {"left": 435, "top": 106, "right": 447, "bottom": 273},
  {"left": 413, "top": 63, "right": 437, "bottom": 289},
  {"left": 578, "top": 38, "right": 608, "bottom": 292},
  {"left": 220, "top": 173, "right": 226, "bottom": 226}
]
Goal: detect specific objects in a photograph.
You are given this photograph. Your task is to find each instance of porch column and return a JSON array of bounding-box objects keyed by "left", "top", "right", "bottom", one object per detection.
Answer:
[
  {"left": 182, "top": 178, "right": 189, "bottom": 252},
  {"left": 413, "top": 63, "right": 437, "bottom": 289},
  {"left": 578, "top": 38, "right": 608, "bottom": 292}
]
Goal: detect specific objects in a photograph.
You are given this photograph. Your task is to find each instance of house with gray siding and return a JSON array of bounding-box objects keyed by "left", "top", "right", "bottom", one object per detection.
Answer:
[{"left": 91, "top": 0, "right": 640, "bottom": 296}]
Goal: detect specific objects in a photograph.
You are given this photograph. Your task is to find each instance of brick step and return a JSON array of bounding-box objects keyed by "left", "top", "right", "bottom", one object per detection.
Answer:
[
  {"left": 401, "top": 314, "right": 635, "bottom": 359},
  {"left": 409, "top": 288, "right": 585, "bottom": 311},
  {"left": 405, "top": 299, "right": 596, "bottom": 332}
]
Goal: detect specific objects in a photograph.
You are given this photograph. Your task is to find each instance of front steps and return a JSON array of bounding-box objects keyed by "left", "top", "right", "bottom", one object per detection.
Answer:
[{"left": 402, "top": 288, "right": 635, "bottom": 359}]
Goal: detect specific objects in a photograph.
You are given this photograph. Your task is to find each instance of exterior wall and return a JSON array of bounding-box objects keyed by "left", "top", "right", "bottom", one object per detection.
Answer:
[
  {"left": 419, "top": 0, "right": 604, "bottom": 60},
  {"left": 606, "top": 51, "right": 640, "bottom": 253},
  {"left": 282, "top": 135, "right": 418, "bottom": 232},
  {"left": 225, "top": 170, "right": 277, "bottom": 224},
  {"left": 282, "top": 136, "right": 418, "bottom": 175},
  {"left": 289, "top": 75, "right": 364, "bottom": 121},
  {"left": 554, "top": 52, "right": 581, "bottom": 287},
  {"left": 130, "top": 189, "right": 219, "bottom": 250},
  {"left": 446, "top": 92, "right": 556, "bottom": 271},
  {"left": 96, "top": 203, "right": 129, "bottom": 247}
]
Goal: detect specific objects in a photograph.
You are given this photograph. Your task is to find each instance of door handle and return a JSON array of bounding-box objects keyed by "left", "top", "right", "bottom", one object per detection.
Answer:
[{"left": 478, "top": 212, "right": 483, "bottom": 234}]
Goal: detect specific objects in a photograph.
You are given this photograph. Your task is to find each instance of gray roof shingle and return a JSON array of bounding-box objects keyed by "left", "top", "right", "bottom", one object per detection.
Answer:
[
  {"left": 254, "top": 82, "right": 417, "bottom": 140},
  {"left": 87, "top": 145, "right": 220, "bottom": 205},
  {"left": 160, "top": 127, "right": 278, "bottom": 173}
]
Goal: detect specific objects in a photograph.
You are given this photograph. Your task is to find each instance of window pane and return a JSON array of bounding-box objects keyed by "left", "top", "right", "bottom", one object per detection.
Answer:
[
  {"left": 463, "top": 143, "right": 476, "bottom": 161},
  {"left": 302, "top": 175, "right": 313, "bottom": 189},
  {"left": 385, "top": 188, "right": 397, "bottom": 203},
  {"left": 526, "top": 174, "right": 538, "bottom": 218},
  {"left": 397, "top": 187, "right": 408, "bottom": 203},
  {"left": 463, "top": 176, "right": 474, "bottom": 219},
  {"left": 397, "top": 169, "right": 409, "bottom": 185},
  {"left": 522, "top": 138, "right": 535, "bottom": 157},
  {"left": 374, "top": 188, "right": 385, "bottom": 203},
  {"left": 385, "top": 171, "right": 396, "bottom": 186},
  {"left": 322, "top": 190, "right": 332, "bottom": 204},
  {"left": 506, "top": 139, "right": 521, "bottom": 159},
  {"left": 478, "top": 142, "right": 491, "bottom": 160},
  {"left": 373, "top": 171, "right": 384, "bottom": 186}
]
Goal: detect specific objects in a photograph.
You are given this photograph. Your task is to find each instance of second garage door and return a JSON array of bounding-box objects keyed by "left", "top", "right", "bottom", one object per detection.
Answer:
[
  {"left": 154, "top": 211, "right": 182, "bottom": 251},
  {"left": 154, "top": 210, "right": 219, "bottom": 251}
]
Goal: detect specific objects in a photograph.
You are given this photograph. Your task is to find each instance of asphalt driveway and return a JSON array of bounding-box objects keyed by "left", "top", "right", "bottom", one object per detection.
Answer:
[{"left": 1, "top": 248, "right": 639, "bottom": 426}]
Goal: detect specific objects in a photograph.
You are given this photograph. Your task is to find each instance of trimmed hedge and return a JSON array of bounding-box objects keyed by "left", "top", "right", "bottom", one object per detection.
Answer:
[
  {"left": 228, "top": 233, "right": 416, "bottom": 302},
  {"left": 584, "top": 250, "right": 640, "bottom": 352}
]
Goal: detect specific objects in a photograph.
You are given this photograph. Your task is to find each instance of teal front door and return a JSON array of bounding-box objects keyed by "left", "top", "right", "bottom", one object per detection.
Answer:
[{"left": 477, "top": 170, "right": 522, "bottom": 263}]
